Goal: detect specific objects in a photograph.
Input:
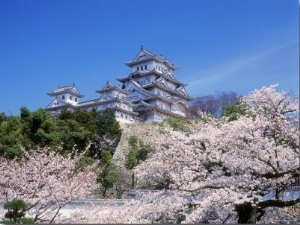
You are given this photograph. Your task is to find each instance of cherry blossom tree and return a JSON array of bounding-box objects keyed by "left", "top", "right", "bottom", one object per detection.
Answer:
[
  {"left": 0, "top": 147, "right": 98, "bottom": 223},
  {"left": 2, "top": 85, "right": 297, "bottom": 224},
  {"left": 131, "top": 84, "right": 299, "bottom": 223},
  {"left": 56, "top": 84, "right": 298, "bottom": 224}
]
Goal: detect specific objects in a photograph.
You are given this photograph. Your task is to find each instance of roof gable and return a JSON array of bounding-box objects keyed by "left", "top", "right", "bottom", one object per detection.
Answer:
[
  {"left": 96, "top": 81, "right": 128, "bottom": 94},
  {"left": 96, "top": 93, "right": 115, "bottom": 102},
  {"left": 163, "top": 72, "right": 175, "bottom": 80},
  {"left": 124, "top": 46, "right": 179, "bottom": 70},
  {"left": 45, "top": 98, "right": 72, "bottom": 109},
  {"left": 48, "top": 84, "right": 84, "bottom": 97},
  {"left": 134, "top": 100, "right": 153, "bottom": 111},
  {"left": 131, "top": 46, "right": 155, "bottom": 62},
  {"left": 156, "top": 77, "right": 170, "bottom": 88},
  {"left": 176, "top": 86, "right": 189, "bottom": 97},
  {"left": 124, "top": 80, "right": 154, "bottom": 97},
  {"left": 102, "top": 81, "right": 116, "bottom": 90}
]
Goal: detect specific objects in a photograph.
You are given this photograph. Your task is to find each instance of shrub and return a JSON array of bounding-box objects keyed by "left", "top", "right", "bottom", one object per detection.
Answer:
[
  {"left": 165, "top": 117, "right": 188, "bottom": 131},
  {"left": 125, "top": 136, "right": 154, "bottom": 169},
  {"left": 1, "top": 199, "right": 34, "bottom": 224}
]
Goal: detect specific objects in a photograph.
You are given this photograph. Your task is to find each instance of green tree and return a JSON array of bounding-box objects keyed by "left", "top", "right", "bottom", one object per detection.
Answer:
[
  {"left": 125, "top": 150, "right": 138, "bottom": 170},
  {"left": 20, "top": 108, "right": 60, "bottom": 148},
  {"left": 0, "top": 112, "right": 6, "bottom": 124},
  {"left": 165, "top": 117, "right": 188, "bottom": 131},
  {"left": 0, "top": 115, "right": 23, "bottom": 158},
  {"left": 222, "top": 101, "right": 247, "bottom": 121},
  {"left": 125, "top": 136, "right": 153, "bottom": 169},
  {"left": 56, "top": 109, "right": 94, "bottom": 152},
  {"left": 73, "top": 109, "right": 97, "bottom": 133},
  {"left": 89, "top": 109, "right": 122, "bottom": 158},
  {"left": 97, "top": 150, "right": 119, "bottom": 197},
  {"left": 92, "top": 109, "right": 122, "bottom": 142},
  {"left": 1, "top": 199, "right": 34, "bottom": 224},
  {"left": 57, "top": 118, "right": 91, "bottom": 152}
]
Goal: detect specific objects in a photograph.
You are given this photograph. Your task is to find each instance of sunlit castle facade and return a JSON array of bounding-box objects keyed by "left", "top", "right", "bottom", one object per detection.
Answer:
[{"left": 45, "top": 46, "right": 191, "bottom": 123}]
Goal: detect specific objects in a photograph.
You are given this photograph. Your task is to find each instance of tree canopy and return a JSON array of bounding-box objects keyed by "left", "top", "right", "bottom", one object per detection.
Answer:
[
  {"left": 0, "top": 108, "right": 122, "bottom": 159},
  {"left": 62, "top": 85, "right": 299, "bottom": 224}
]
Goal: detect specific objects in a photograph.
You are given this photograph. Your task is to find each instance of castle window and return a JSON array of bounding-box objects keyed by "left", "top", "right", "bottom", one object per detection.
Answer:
[
  {"left": 70, "top": 96, "right": 72, "bottom": 100},
  {"left": 62, "top": 95, "right": 65, "bottom": 99},
  {"left": 145, "top": 65, "right": 147, "bottom": 70},
  {"left": 141, "top": 66, "right": 143, "bottom": 70},
  {"left": 75, "top": 98, "right": 77, "bottom": 102},
  {"left": 137, "top": 67, "right": 139, "bottom": 71}
]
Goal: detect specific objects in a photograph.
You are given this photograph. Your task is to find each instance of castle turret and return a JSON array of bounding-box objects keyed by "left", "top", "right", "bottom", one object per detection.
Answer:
[{"left": 45, "top": 84, "right": 84, "bottom": 115}]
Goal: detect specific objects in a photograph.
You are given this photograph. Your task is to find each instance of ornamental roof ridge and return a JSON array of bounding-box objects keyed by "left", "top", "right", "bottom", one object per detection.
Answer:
[
  {"left": 133, "top": 99, "right": 153, "bottom": 110},
  {"left": 124, "top": 46, "right": 155, "bottom": 65},
  {"left": 77, "top": 98, "right": 98, "bottom": 105},
  {"left": 124, "top": 46, "right": 179, "bottom": 70},
  {"left": 127, "top": 79, "right": 155, "bottom": 97},
  {"left": 116, "top": 69, "right": 156, "bottom": 82},
  {"left": 140, "top": 45, "right": 156, "bottom": 57},
  {"left": 96, "top": 93, "right": 115, "bottom": 102},
  {"left": 144, "top": 95, "right": 174, "bottom": 104},
  {"left": 138, "top": 99, "right": 152, "bottom": 107},
  {"left": 47, "top": 84, "right": 84, "bottom": 97},
  {"left": 176, "top": 85, "right": 186, "bottom": 91},
  {"left": 96, "top": 80, "right": 128, "bottom": 94},
  {"left": 160, "top": 72, "right": 185, "bottom": 85},
  {"left": 45, "top": 97, "right": 67, "bottom": 109},
  {"left": 143, "top": 83, "right": 191, "bottom": 100}
]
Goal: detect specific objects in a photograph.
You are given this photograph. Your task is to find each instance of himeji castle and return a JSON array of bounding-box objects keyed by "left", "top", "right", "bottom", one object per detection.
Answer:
[{"left": 45, "top": 46, "right": 191, "bottom": 123}]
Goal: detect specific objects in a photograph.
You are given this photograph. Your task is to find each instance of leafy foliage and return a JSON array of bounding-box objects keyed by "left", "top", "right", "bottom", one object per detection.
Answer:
[
  {"left": 165, "top": 117, "right": 189, "bottom": 131},
  {"left": 0, "top": 107, "right": 122, "bottom": 159},
  {"left": 125, "top": 136, "right": 154, "bottom": 169},
  {"left": 222, "top": 100, "right": 248, "bottom": 121},
  {"left": 88, "top": 109, "right": 122, "bottom": 158},
  {"left": 0, "top": 116, "right": 23, "bottom": 158},
  {"left": 97, "top": 150, "right": 119, "bottom": 197},
  {"left": 1, "top": 199, "right": 34, "bottom": 224}
]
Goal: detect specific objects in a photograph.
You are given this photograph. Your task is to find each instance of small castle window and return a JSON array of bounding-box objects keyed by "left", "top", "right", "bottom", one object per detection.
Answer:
[
  {"left": 70, "top": 96, "right": 72, "bottom": 100},
  {"left": 75, "top": 98, "right": 77, "bottom": 102},
  {"left": 141, "top": 66, "right": 143, "bottom": 70},
  {"left": 145, "top": 65, "right": 147, "bottom": 70},
  {"left": 137, "top": 67, "right": 139, "bottom": 71},
  {"left": 62, "top": 95, "right": 65, "bottom": 99}
]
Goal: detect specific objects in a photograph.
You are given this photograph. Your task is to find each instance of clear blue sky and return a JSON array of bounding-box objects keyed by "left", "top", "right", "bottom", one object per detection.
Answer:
[{"left": 0, "top": 0, "right": 298, "bottom": 115}]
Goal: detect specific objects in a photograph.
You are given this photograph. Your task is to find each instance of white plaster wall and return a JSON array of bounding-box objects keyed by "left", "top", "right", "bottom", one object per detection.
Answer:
[
  {"left": 57, "top": 93, "right": 79, "bottom": 105},
  {"left": 167, "top": 82, "right": 177, "bottom": 90},
  {"left": 149, "top": 75, "right": 156, "bottom": 83},
  {"left": 132, "top": 62, "right": 153, "bottom": 72},
  {"left": 115, "top": 111, "right": 135, "bottom": 123},
  {"left": 171, "top": 103, "right": 187, "bottom": 117}
]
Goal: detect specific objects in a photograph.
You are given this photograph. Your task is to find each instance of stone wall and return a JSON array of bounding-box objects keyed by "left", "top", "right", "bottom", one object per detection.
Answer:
[
  {"left": 108, "top": 122, "right": 164, "bottom": 198},
  {"left": 113, "top": 122, "right": 163, "bottom": 168},
  {"left": 257, "top": 203, "right": 300, "bottom": 224}
]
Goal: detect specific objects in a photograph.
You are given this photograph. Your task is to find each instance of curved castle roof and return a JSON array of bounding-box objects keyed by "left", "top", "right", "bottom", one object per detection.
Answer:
[{"left": 124, "top": 45, "right": 179, "bottom": 71}]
